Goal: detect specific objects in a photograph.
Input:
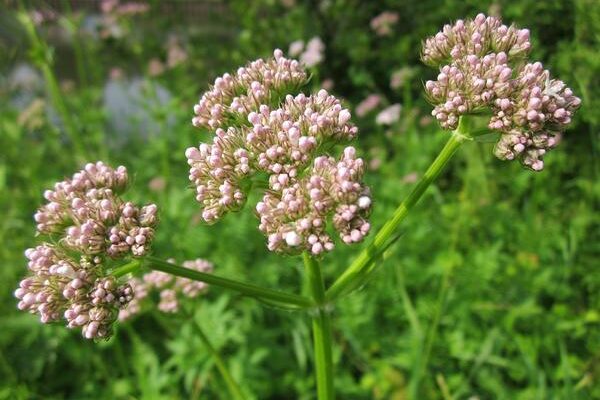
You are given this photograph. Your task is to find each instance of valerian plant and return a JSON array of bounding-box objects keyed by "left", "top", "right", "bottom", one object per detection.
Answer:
[{"left": 15, "top": 14, "right": 580, "bottom": 400}]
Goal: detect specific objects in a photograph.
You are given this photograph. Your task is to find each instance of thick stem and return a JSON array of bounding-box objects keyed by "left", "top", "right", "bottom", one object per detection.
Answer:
[
  {"left": 112, "top": 259, "right": 142, "bottom": 278},
  {"left": 145, "top": 256, "right": 313, "bottom": 309},
  {"left": 303, "top": 253, "right": 335, "bottom": 400},
  {"left": 326, "top": 125, "right": 468, "bottom": 301},
  {"left": 195, "top": 325, "right": 247, "bottom": 400}
]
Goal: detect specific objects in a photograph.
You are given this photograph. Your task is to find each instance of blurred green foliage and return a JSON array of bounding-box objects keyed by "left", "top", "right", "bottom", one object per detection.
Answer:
[{"left": 0, "top": 0, "right": 598, "bottom": 399}]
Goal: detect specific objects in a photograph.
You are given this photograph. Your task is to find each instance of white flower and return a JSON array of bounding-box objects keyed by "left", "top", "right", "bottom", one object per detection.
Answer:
[
  {"left": 300, "top": 37, "right": 325, "bottom": 67},
  {"left": 289, "top": 40, "right": 304, "bottom": 57},
  {"left": 375, "top": 104, "right": 402, "bottom": 125}
]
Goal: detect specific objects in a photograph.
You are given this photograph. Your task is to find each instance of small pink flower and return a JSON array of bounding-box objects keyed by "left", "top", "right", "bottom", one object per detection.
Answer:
[
  {"left": 289, "top": 40, "right": 304, "bottom": 57},
  {"left": 321, "top": 79, "right": 334, "bottom": 91},
  {"left": 166, "top": 37, "right": 188, "bottom": 68},
  {"left": 402, "top": 172, "right": 418, "bottom": 183},
  {"left": 148, "top": 177, "right": 166, "bottom": 192},
  {"left": 390, "top": 67, "right": 415, "bottom": 90},
  {"left": 109, "top": 67, "right": 124, "bottom": 81},
  {"left": 370, "top": 11, "right": 399, "bottom": 36},
  {"left": 148, "top": 58, "right": 165, "bottom": 77},
  {"left": 355, "top": 94, "right": 381, "bottom": 117},
  {"left": 300, "top": 37, "right": 325, "bottom": 67},
  {"left": 375, "top": 104, "right": 402, "bottom": 125}
]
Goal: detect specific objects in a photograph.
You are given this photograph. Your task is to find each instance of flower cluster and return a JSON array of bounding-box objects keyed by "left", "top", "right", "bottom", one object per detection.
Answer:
[
  {"left": 422, "top": 13, "right": 580, "bottom": 170},
  {"left": 489, "top": 62, "right": 581, "bottom": 170},
  {"left": 425, "top": 52, "right": 513, "bottom": 129},
  {"left": 192, "top": 49, "right": 307, "bottom": 130},
  {"left": 257, "top": 147, "right": 371, "bottom": 254},
  {"left": 422, "top": 13, "right": 531, "bottom": 67},
  {"left": 187, "top": 50, "right": 371, "bottom": 255},
  {"left": 118, "top": 259, "right": 213, "bottom": 320},
  {"left": 34, "top": 162, "right": 157, "bottom": 257},
  {"left": 15, "top": 162, "right": 158, "bottom": 339}
]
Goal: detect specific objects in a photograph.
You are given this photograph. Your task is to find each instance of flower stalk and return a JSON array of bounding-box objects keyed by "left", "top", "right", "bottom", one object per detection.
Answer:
[
  {"left": 17, "top": 8, "right": 87, "bottom": 159},
  {"left": 326, "top": 119, "right": 469, "bottom": 301},
  {"left": 144, "top": 256, "right": 313, "bottom": 309},
  {"left": 195, "top": 324, "right": 247, "bottom": 400},
  {"left": 112, "top": 259, "right": 143, "bottom": 278},
  {"left": 303, "top": 252, "right": 335, "bottom": 400}
]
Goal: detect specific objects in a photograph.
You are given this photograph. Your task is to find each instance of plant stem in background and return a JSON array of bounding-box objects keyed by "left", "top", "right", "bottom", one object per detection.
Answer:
[
  {"left": 195, "top": 324, "right": 247, "bottom": 400},
  {"left": 18, "top": 9, "right": 87, "bottom": 159},
  {"left": 326, "top": 119, "right": 469, "bottom": 301},
  {"left": 60, "top": 0, "right": 88, "bottom": 88},
  {"left": 303, "top": 252, "right": 335, "bottom": 400},
  {"left": 145, "top": 256, "right": 313, "bottom": 309}
]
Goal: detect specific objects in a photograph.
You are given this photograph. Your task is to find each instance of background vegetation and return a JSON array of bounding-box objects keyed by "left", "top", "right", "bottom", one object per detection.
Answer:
[{"left": 1, "top": 0, "right": 598, "bottom": 399}]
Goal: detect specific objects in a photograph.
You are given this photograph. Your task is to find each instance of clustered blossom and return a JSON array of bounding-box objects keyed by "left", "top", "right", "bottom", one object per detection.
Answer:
[
  {"left": 425, "top": 51, "right": 513, "bottom": 129},
  {"left": 422, "top": 13, "right": 531, "bottom": 67},
  {"left": 15, "top": 162, "right": 158, "bottom": 339},
  {"left": 489, "top": 62, "right": 581, "bottom": 170},
  {"left": 422, "top": 13, "right": 580, "bottom": 170},
  {"left": 34, "top": 162, "right": 158, "bottom": 257},
  {"left": 187, "top": 50, "right": 371, "bottom": 255},
  {"left": 257, "top": 147, "right": 371, "bottom": 254},
  {"left": 192, "top": 49, "right": 307, "bottom": 130},
  {"left": 118, "top": 259, "right": 213, "bottom": 319}
]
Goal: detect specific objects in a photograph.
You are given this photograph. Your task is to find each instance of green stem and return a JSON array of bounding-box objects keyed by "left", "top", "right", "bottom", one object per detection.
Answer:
[
  {"left": 303, "top": 252, "right": 335, "bottom": 400},
  {"left": 326, "top": 122, "right": 469, "bottom": 301},
  {"left": 112, "top": 259, "right": 142, "bottom": 278},
  {"left": 17, "top": 9, "right": 87, "bottom": 159},
  {"left": 60, "top": 0, "right": 88, "bottom": 88},
  {"left": 145, "top": 256, "right": 313, "bottom": 309},
  {"left": 195, "top": 324, "right": 247, "bottom": 400}
]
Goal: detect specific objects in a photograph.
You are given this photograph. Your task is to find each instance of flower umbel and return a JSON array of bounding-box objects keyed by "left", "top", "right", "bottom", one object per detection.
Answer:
[
  {"left": 422, "top": 13, "right": 580, "bottom": 170},
  {"left": 16, "top": 162, "right": 158, "bottom": 339},
  {"left": 187, "top": 50, "right": 371, "bottom": 255}
]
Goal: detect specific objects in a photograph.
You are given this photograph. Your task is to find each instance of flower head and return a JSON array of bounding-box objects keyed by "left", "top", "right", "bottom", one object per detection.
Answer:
[
  {"left": 187, "top": 50, "right": 371, "bottom": 255},
  {"left": 422, "top": 13, "right": 531, "bottom": 67},
  {"left": 422, "top": 14, "right": 580, "bottom": 170},
  {"left": 16, "top": 162, "right": 158, "bottom": 339}
]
